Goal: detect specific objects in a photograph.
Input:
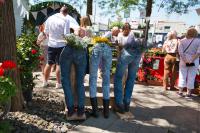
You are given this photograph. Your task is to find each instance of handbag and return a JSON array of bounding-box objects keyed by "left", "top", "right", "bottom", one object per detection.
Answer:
[{"left": 186, "top": 62, "right": 195, "bottom": 67}]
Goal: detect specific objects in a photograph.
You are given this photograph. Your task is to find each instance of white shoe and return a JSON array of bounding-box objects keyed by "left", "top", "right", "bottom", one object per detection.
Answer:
[
  {"left": 55, "top": 83, "right": 62, "bottom": 89},
  {"left": 42, "top": 81, "right": 49, "bottom": 88}
]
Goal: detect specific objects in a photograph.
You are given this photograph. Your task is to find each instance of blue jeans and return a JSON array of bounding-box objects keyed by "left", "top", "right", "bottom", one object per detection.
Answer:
[
  {"left": 89, "top": 43, "right": 112, "bottom": 99},
  {"left": 114, "top": 48, "right": 142, "bottom": 106},
  {"left": 60, "top": 46, "right": 87, "bottom": 113}
]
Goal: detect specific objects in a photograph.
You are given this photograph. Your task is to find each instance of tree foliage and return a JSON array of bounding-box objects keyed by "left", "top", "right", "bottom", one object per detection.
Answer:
[{"left": 98, "top": 0, "right": 200, "bottom": 17}]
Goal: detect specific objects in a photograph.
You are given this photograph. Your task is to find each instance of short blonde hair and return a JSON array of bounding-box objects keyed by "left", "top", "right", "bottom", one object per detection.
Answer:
[
  {"left": 186, "top": 27, "right": 198, "bottom": 39},
  {"left": 171, "top": 30, "right": 177, "bottom": 38},
  {"left": 111, "top": 26, "right": 119, "bottom": 31},
  {"left": 167, "top": 31, "right": 173, "bottom": 40},
  {"left": 80, "top": 16, "right": 90, "bottom": 28}
]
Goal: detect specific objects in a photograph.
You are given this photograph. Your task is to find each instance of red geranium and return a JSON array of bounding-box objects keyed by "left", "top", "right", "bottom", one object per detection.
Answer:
[
  {"left": 0, "top": 67, "right": 4, "bottom": 76},
  {"left": 1, "top": 60, "right": 16, "bottom": 69},
  {"left": 31, "top": 49, "right": 37, "bottom": 54}
]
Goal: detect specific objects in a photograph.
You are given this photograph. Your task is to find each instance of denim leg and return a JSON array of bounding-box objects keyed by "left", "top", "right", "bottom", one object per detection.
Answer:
[
  {"left": 102, "top": 46, "right": 112, "bottom": 100},
  {"left": 89, "top": 47, "right": 101, "bottom": 98},
  {"left": 124, "top": 55, "right": 141, "bottom": 105},
  {"left": 114, "top": 58, "right": 129, "bottom": 105},
  {"left": 74, "top": 50, "right": 87, "bottom": 110},
  {"left": 60, "top": 47, "right": 74, "bottom": 112}
]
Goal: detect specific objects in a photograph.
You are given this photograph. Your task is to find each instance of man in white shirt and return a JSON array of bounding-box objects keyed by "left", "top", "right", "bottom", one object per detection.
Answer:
[{"left": 43, "top": 6, "right": 70, "bottom": 89}]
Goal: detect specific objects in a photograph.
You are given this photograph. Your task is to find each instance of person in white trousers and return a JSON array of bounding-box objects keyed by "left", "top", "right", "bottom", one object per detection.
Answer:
[{"left": 178, "top": 27, "right": 200, "bottom": 98}]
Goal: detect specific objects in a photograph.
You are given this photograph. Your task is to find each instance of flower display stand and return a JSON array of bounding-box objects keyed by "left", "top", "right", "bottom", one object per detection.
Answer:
[
  {"left": 137, "top": 56, "right": 164, "bottom": 86},
  {"left": 137, "top": 48, "right": 200, "bottom": 95}
]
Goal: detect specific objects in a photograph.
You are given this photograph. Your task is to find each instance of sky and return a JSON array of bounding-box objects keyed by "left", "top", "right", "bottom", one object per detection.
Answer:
[{"left": 73, "top": 0, "right": 200, "bottom": 26}]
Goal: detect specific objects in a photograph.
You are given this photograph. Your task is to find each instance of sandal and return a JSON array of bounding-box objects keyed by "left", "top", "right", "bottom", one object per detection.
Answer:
[
  {"left": 177, "top": 92, "right": 184, "bottom": 97},
  {"left": 185, "top": 94, "right": 192, "bottom": 99}
]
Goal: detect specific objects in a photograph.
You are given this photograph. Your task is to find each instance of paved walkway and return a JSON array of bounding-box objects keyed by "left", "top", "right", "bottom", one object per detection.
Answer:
[{"left": 34, "top": 72, "right": 200, "bottom": 133}]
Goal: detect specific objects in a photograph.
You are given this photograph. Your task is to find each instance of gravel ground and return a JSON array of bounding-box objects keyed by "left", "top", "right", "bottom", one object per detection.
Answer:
[{"left": 5, "top": 91, "right": 85, "bottom": 133}]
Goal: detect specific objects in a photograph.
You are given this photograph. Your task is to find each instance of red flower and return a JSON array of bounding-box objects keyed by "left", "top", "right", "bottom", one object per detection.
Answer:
[
  {"left": 1, "top": 60, "right": 16, "bottom": 69},
  {"left": 31, "top": 49, "right": 37, "bottom": 54},
  {"left": 0, "top": 67, "right": 4, "bottom": 76}
]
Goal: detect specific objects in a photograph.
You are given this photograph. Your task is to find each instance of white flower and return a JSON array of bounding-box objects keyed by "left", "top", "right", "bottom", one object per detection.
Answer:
[{"left": 25, "top": 58, "right": 29, "bottom": 61}]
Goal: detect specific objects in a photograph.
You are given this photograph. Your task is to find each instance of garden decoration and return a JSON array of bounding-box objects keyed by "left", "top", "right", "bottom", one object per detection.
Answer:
[
  {"left": 92, "top": 37, "right": 111, "bottom": 46},
  {"left": 63, "top": 34, "right": 90, "bottom": 49},
  {"left": 0, "top": 60, "right": 17, "bottom": 119}
]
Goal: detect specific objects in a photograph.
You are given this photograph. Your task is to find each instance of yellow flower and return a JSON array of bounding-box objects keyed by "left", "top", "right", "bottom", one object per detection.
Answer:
[{"left": 92, "top": 37, "right": 111, "bottom": 46}]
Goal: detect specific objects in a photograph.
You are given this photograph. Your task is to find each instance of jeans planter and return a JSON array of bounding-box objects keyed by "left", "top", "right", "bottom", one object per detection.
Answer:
[
  {"left": 60, "top": 45, "right": 87, "bottom": 114},
  {"left": 114, "top": 48, "right": 142, "bottom": 106},
  {"left": 89, "top": 43, "right": 112, "bottom": 100}
]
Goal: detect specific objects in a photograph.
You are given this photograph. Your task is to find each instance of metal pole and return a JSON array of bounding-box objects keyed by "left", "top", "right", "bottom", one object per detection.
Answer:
[{"left": 94, "top": 0, "right": 97, "bottom": 24}]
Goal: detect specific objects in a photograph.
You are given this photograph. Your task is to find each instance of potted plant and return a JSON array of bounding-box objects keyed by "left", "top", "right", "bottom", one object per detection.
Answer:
[
  {"left": 17, "top": 33, "right": 41, "bottom": 104},
  {"left": 0, "top": 60, "right": 17, "bottom": 119}
]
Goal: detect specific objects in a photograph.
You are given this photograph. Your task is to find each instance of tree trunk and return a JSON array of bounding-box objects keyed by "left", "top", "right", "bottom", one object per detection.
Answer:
[
  {"left": 86, "top": 0, "right": 93, "bottom": 15},
  {"left": 0, "top": 0, "right": 24, "bottom": 111},
  {"left": 144, "top": 0, "right": 153, "bottom": 42}
]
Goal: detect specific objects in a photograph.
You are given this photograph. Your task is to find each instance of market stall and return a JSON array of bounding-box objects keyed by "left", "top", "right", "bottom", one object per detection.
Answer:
[{"left": 137, "top": 48, "right": 200, "bottom": 94}]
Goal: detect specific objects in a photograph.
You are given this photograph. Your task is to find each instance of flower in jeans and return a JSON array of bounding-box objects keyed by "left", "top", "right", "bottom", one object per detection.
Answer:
[
  {"left": 64, "top": 34, "right": 89, "bottom": 49},
  {"left": 31, "top": 49, "right": 37, "bottom": 54},
  {"left": 92, "top": 37, "right": 111, "bottom": 46}
]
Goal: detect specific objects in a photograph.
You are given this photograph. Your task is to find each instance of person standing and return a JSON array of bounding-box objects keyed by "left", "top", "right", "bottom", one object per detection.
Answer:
[
  {"left": 43, "top": 6, "right": 70, "bottom": 89},
  {"left": 37, "top": 24, "right": 49, "bottom": 76},
  {"left": 178, "top": 27, "right": 200, "bottom": 98},
  {"left": 114, "top": 23, "right": 143, "bottom": 113},
  {"left": 162, "top": 31, "right": 179, "bottom": 90}
]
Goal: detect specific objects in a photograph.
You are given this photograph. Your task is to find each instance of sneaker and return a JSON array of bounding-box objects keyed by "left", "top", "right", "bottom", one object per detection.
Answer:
[
  {"left": 55, "top": 83, "right": 62, "bottom": 89},
  {"left": 185, "top": 94, "right": 192, "bottom": 99},
  {"left": 42, "top": 81, "right": 49, "bottom": 88},
  {"left": 177, "top": 92, "right": 184, "bottom": 97}
]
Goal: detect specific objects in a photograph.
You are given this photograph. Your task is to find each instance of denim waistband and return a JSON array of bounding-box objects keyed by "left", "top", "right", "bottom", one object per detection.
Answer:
[{"left": 96, "top": 43, "right": 110, "bottom": 46}]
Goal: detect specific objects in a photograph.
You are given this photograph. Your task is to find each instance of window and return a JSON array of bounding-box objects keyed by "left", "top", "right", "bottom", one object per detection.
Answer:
[{"left": 164, "top": 26, "right": 170, "bottom": 30}]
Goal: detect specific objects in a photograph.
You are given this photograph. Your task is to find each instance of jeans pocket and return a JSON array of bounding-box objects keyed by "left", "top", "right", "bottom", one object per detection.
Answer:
[{"left": 91, "top": 48, "right": 100, "bottom": 58}]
